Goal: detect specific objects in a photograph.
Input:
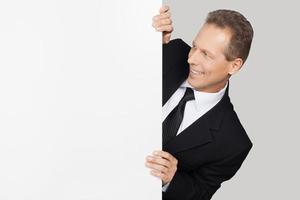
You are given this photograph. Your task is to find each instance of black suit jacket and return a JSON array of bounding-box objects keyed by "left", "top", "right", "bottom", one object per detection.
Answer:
[{"left": 162, "top": 39, "right": 253, "bottom": 200}]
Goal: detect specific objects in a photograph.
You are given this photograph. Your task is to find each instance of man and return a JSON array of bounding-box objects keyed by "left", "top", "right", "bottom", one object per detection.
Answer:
[{"left": 145, "top": 5, "right": 254, "bottom": 200}]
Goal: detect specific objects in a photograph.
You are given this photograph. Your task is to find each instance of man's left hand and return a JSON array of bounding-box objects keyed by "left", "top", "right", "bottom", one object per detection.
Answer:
[{"left": 145, "top": 150, "right": 178, "bottom": 185}]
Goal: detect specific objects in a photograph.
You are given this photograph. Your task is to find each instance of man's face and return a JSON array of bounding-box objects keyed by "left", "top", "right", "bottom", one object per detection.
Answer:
[{"left": 187, "top": 23, "right": 234, "bottom": 92}]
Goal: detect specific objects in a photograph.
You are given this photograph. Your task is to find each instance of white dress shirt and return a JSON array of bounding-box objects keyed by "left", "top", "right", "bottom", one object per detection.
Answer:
[{"left": 162, "top": 79, "right": 228, "bottom": 192}]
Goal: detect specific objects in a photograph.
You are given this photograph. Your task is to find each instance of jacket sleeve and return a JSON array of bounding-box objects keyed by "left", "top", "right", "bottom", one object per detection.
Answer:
[{"left": 162, "top": 145, "right": 252, "bottom": 200}]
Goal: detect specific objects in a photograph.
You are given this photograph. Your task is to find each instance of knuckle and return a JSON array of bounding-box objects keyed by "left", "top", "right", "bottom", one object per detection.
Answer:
[
  {"left": 166, "top": 167, "right": 170, "bottom": 172},
  {"left": 163, "top": 12, "right": 169, "bottom": 18},
  {"left": 164, "top": 166, "right": 169, "bottom": 172},
  {"left": 163, "top": 160, "right": 169, "bottom": 166},
  {"left": 162, "top": 166, "right": 168, "bottom": 173},
  {"left": 163, "top": 19, "right": 169, "bottom": 24}
]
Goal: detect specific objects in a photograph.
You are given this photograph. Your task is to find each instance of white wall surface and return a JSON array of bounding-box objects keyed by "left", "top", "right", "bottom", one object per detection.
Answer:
[{"left": 0, "top": 1, "right": 161, "bottom": 199}]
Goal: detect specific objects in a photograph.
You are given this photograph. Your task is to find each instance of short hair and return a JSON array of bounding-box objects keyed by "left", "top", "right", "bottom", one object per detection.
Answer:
[{"left": 205, "top": 9, "right": 254, "bottom": 63}]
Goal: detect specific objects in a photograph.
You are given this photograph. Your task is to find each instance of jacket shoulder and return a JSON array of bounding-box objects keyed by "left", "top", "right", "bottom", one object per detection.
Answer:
[
  {"left": 163, "top": 38, "right": 191, "bottom": 62},
  {"left": 163, "top": 38, "right": 190, "bottom": 50},
  {"left": 163, "top": 38, "right": 191, "bottom": 71},
  {"left": 216, "top": 109, "right": 253, "bottom": 156},
  {"left": 162, "top": 39, "right": 191, "bottom": 105}
]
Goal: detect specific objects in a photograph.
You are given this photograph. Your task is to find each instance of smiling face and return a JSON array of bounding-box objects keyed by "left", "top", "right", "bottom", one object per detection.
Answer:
[{"left": 187, "top": 23, "right": 242, "bottom": 92}]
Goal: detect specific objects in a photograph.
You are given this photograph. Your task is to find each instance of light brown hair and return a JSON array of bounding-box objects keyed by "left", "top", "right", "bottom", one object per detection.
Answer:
[{"left": 205, "top": 9, "right": 254, "bottom": 63}]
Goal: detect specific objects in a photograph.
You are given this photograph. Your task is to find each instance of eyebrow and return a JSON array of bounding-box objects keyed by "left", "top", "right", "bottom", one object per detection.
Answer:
[{"left": 192, "top": 40, "right": 215, "bottom": 57}]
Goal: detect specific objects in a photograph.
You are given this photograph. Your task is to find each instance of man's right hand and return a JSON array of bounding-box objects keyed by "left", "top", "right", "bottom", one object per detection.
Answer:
[{"left": 152, "top": 5, "right": 173, "bottom": 44}]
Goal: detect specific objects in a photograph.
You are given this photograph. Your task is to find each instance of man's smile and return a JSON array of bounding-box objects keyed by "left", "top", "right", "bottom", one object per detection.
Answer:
[{"left": 190, "top": 68, "right": 205, "bottom": 76}]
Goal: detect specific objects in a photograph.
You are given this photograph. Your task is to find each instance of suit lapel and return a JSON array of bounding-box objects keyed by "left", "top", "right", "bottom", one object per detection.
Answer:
[
  {"left": 163, "top": 114, "right": 212, "bottom": 154},
  {"left": 163, "top": 84, "right": 232, "bottom": 154}
]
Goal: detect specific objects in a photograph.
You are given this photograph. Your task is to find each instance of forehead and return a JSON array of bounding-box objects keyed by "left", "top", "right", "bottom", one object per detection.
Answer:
[{"left": 194, "top": 23, "right": 232, "bottom": 54}]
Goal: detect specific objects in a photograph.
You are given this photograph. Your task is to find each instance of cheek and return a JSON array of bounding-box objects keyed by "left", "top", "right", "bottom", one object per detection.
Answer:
[
  {"left": 201, "top": 63, "right": 214, "bottom": 75},
  {"left": 204, "top": 63, "right": 227, "bottom": 78},
  {"left": 212, "top": 65, "right": 229, "bottom": 79}
]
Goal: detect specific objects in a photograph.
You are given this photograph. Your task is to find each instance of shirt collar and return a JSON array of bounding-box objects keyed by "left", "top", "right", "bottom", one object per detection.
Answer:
[{"left": 180, "top": 79, "right": 228, "bottom": 111}]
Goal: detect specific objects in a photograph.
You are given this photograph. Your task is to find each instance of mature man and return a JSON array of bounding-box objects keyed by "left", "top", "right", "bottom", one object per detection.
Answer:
[{"left": 145, "top": 6, "right": 254, "bottom": 200}]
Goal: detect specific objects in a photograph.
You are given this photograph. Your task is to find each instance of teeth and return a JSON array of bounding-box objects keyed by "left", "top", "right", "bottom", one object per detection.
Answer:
[
  {"left": 191, "top": 69, "right": 199, "bottom": 74},
  {"left": 191, "top": 69, "right": 203, "bottom": 75}
]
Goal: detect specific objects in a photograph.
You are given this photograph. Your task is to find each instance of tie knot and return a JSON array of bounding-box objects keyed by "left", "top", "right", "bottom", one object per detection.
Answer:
[{"left": 182, "top": 87, "right": 195, "bottom": 103}]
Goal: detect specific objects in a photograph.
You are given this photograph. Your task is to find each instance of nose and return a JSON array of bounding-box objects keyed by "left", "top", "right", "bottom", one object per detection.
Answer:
[{"left": 188, "top": 49, "right": 200, "bottom": 66}]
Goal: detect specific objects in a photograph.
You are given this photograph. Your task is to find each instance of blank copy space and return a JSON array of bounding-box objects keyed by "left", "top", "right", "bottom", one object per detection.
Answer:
[{"left": 0, "top": 1, "right": 161, "bottom": 199}]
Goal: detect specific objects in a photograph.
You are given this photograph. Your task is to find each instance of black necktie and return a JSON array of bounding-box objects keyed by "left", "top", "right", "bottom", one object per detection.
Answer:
[{"left": 163, "top": 87, "right": 195, "bottom": 145}]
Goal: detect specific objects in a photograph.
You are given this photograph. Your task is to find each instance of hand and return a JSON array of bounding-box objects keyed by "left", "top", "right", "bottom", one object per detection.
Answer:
[
  {"left": 145, "top": 150, "right": 178, "bottom": 185},
  {"left": 152, "top": 5, "right": 173, "bottom": 44}
]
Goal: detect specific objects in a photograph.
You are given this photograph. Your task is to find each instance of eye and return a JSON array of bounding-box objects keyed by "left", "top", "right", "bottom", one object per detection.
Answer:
[
  {"left": 190, "top": 46, "right": 197, "bottom": 53},
  {"left": 201, "top": 50, "right": 213, "bottom": 60}
]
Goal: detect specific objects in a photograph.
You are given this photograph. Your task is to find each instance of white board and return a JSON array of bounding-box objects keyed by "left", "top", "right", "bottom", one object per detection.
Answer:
[{"left": 0, "top": 1, "right": 161, "bottom": 199}]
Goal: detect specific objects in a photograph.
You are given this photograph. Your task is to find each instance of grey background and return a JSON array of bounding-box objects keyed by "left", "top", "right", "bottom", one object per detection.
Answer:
[{"left": 163, "top": 0, "right": 300, "bottom": 199}]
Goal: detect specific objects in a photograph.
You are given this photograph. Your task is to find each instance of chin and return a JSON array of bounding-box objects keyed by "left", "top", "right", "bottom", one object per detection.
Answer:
[
  {"left": 187, "top": 77, "right": 194, "bottom": 86},
  {"left": 187, "top": 77, "right": 202, "bottom": 89},
  {"left": 188, "top": 77, "right": 212, "bottom": 92}
]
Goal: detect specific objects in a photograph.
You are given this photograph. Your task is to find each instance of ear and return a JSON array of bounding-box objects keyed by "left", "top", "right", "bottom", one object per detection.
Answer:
[{"left": 228, "top": 58, "right": 243, "bottom": 75}]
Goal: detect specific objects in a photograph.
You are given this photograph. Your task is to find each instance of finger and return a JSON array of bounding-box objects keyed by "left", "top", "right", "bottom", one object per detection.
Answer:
[
  {"left": 150, "top": 169, "right": 167, "bottom": 179},
  {"left": 146, "top": 161, "right": 168, "bottom": 173},
  {"left": 146, "top": 155, "right": 171, "bottom": 168},
  {"left": 159, "top": 5, "right": 169, "bottom": 14},
  {"left": 156, "top": 25, "right": 173, "bottom": 32},
  {"left": 150, "top": 168, "right": 165, "bottom": 175},
  {"left": 153, "top": 18, "right": 172, "bottom": 28},
  {"left": 152, "top": 11, "right": 171, "bottom": 21},
  {"left": 145, "top": 161, "right": 169, "bottom": 173},
  {"left": 153, "top": 150, "right": 175, "bottom": 162}
]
